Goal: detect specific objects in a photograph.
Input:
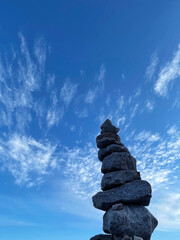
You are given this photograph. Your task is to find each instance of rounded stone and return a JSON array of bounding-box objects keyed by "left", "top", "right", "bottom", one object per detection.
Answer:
[
  {"left": 101, "top": 170, "right": 141, "bottom": 191},
  {"left": 98, "top": 144, "right": 129, "bottom": 161},
  {"left": 103, "top": 205, "right": 158, "bottom": 240},
  {"left": 101, "top": 152, "right": 137, "bottom": 174}
]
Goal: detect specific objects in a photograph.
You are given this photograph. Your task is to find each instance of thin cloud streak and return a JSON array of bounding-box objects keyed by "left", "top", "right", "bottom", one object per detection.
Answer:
[
  {"left": 60, "top": 79, "right": 78, "bottom": 106},
  {"left": 154, "top": 44, "right": 180, "bottom": 97},
  {"left": 84, "top": 64, "right": 106, "bottom": 104},
  {"left": 146, "top": 51, "right": 158, "bottom": 81}
]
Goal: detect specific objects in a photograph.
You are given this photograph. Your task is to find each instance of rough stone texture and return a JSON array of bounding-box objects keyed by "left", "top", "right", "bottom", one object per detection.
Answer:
[
  {"left": 113, "top": 236, "right": 131, "bottom": 240},
  {"left": 98, "top": 144, "right": 129, "bottom": 161},
  {"left": 96, "top": 136, "right": 121, "bottom": 149},
  {"left": 90, "top": 234, "right": 112, "bottom": 240},
  {"left": 92, "top": 180, "right": 151, "bottom": 211},
  {"left": 134, "top": 236, "right": 143, "bottom": 240},
  {"left": 101, "top": 152, "right": 137, "bottom": 174},
  {"left": 101, "top": 170, "right": 141, "bottom": 190},
  {"left": 122, "top": 236, "right": 132, "bottom": 240},
  {"left": 97, "top": 132, "right": 121, "bottom": 145},
  {"left": 112, "top": 203, "right": 123, "bottom": 210},
  {"left": 103, "top": 205, "right": 158, "bottom": 240},
  {"left": 113, "top": 236, "right": 143, "bottom": 240},
  {"left": 101, "top": 119, "right": 119, "bottom": 134}
]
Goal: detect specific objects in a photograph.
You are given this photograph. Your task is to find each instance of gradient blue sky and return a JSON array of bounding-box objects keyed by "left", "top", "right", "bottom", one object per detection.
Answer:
[{"left": 0, "top": 1, "right": 180, "bottom": 240}]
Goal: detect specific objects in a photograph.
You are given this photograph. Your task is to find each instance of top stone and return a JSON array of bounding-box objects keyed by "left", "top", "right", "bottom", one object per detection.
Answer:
[{"left": 101, "top": 119, "right": 119, "bottom": 134}]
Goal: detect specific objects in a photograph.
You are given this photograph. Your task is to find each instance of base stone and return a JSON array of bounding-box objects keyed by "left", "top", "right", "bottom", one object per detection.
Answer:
[{"left": 103, "top": 204, "right": 158, "bottom": 240}]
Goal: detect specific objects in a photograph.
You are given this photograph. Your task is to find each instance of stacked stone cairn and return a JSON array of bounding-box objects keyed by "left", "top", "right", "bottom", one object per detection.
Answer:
[{"left": 90, "top": 119, "right": 158, "bottom": 240}]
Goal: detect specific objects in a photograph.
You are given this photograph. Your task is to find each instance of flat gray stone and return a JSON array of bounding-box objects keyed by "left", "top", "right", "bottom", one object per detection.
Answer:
[
  {"left": 101, "top": 152, "right": 137, "bottom": 174},
  {"left": 103, "top": 205, "right": 157, "bottom": 240},
  {"left": 90, "top": 234, "right": 112, "bottom": 240},
  {"left": 98, "top": 144, "right": 129, "bottom": 161},
  {"left": 100, "top": 119, "right": 119, "bottom": 134},
  {"left": 101, "top": 170, "right": 141, "bottom": 190},
  {"left": 92, "top": 180, "right": 151, "bottom": 211}
]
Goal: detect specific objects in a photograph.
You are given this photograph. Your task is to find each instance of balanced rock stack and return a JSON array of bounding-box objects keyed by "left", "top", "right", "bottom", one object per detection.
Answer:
[{"left": 90, "top": 119, "right": 158, "bottom": 240}]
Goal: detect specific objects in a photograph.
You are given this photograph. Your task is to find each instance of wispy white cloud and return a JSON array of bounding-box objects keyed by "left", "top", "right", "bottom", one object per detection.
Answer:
[
  {"left": 80, "top": 70, "right": 84, "bottom": 77},
  {"left": 34, "top": 37, "right": 46, "bottom": 72},
  {"left": 0, "top": 214, "right": 36, "bottom": 227},
  {"left": 154, "top": 44, "right": 180, "bottom": 97},
  {"left": 145, "top": 99, "right": 154, "bottom": 112},
  {"left": 47, "top": 86, "right": 64, "bottom": 128},
  {"left": 172, "top": 94, "right": 180, "bottom": 108},
  {"left": 70, "top": 125, "right": 75, "bottom": 132},
  {"left": 151, "top": 191, "right": 180, "bottom": 231},
  {"left": 134, "top": 130, "right": 160, "bottom": 143},
  {"left": 116, "top": 115, "right": 126, "bottom": 126},
  {"left": 0, "top": 33, "right": 47, "bottom": 131},
  {"left": 84, "top": 64, "right": 106, "bottom": 104},
  {"left": 105, "top": 96, "right": 110, "bottom": 106},
  {"left": 128, "top": 125, "right": 180, "bottom": 191},
  {"left": 96, "top": 64, "right": 106, "bottom": 83},
  {"left": 85, "top": 89, "right": 96, "bottom": 104},
  {"left": 134, "top": 88, "right": 141, "bottom": 98},
  {"left": 0, "top": 134, "right": 58, "bottom": 187},
  {"left": 121, "top": 73, "right": 125, "bottom": 80},
  {"left": 75, "top": 108, "right": 88, "bottom": 118},
  {"left": 145, "top": 51, "right": 158, "bottom": 81},
  {"left": 46, "top": 74, "right": 55, "bottom": 90},
  {"left": 61, "top": 144, "right": 101, "bottom": 199},
  {"left": 128, "top": 88, "right": 141, "bottom": 105},
  {"left": 167, "top": 125, "right": 177, "bottom": 135},
  {"left": 18, "top": 32, "right": 41, "bottom": 91},
  {"left": 46, "top": 108, "right": 63, "bottom": 128},
  {"left": 60, "top": 79, "right": 77, "bottom": 106},
  {"left": 130, "top": 103, "right": 139, "bottom": 119},
  {"left": 116, "top": 95, "right": 124, "bottom": 110}
]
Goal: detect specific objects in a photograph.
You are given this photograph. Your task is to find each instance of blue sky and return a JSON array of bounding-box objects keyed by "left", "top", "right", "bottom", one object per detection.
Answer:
[{"left": 0, "top": 0, "right": 180, "bottom": 239}]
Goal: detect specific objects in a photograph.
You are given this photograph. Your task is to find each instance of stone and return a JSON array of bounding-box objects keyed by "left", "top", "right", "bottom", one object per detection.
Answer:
[
  {"left": 98, "top": 144, "right": 129, "bottom": 161},
  {"left": 92, "top": 180, "right": 151, "bottom": 211},
  {"left": 97, "top": 132, "right": 121, "bottom": 143},
  {"left": 96, "top": 135, "right": 121, "bottom": 149},
  {"left": 112, "top": 203, "right": 123, "bottom": 210},
  {"left": 113, "top": 236, "right": 132, "bottom": 240},
  {"left": 90, "top": 234, "right": 112, "bottom": 240},
  {"left": 90, "top": 120, "right": 158, "bottom": 240},
  {"left": 134, "top": 236, "right": 143, "bottom": 240},
  {"left": 103, "top": 205, "right": 158, "bottom": 240},
  {"left": 123, "top": 236, "right": 133, "bottom": 240},
  {"left": 100, "top": 119, "right": 119, "bottom": 134},
  {"left": 113, "top": 236, "right": 123, "bottom": 240},
  {"left": 101, "top": 152, "right": 137, "bottom": 174},
  {"left": 101, "top": 170, "right": 141, "bottom": 190}
]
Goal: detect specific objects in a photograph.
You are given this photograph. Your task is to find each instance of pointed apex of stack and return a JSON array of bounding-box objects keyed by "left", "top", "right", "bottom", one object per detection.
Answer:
[{"left": 100, "top": 119, "right": 119, "bottom": 134}]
